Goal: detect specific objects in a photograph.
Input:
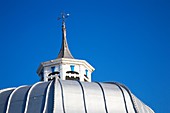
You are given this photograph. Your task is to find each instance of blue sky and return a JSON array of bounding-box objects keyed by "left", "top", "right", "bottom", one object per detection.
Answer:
[{"left": 0, "top": 0, "right": 170, "bottom": 112}]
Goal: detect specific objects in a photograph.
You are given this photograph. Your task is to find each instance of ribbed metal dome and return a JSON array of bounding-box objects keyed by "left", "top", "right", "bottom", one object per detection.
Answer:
[{"left": 0, "top": 80, "right": 154, "bottom": 113}]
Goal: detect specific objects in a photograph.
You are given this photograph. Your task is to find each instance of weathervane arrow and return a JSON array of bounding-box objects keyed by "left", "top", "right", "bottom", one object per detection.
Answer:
[{"left": 58, "top": 12, "right": 70, "bottom": 26}]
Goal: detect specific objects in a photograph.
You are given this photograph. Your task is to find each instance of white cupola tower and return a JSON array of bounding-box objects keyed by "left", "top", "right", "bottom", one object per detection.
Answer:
[{"left": 37, "top": 13, "right": 95, "bottom": 82}]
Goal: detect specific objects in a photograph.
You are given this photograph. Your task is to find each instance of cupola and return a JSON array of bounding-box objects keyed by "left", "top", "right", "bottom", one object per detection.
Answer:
[{"left": 37, "top": 13, "right": 95, "bottom": 82}]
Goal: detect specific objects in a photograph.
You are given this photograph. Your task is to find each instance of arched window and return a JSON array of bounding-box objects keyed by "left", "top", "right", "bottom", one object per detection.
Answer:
[
  {"left": 66, "top": 71, "right": 79, "bottom": 74},
  {"left": 66, "top": 76, "right": 80, "bottom": 81},
  {"left": 48, "top": 71, "right": 60, "bottom": 81}
]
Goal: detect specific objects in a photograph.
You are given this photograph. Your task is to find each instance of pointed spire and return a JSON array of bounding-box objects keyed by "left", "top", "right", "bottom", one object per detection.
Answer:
[{"left": 57, "top": 13, "right": 74, "bottom": 59}]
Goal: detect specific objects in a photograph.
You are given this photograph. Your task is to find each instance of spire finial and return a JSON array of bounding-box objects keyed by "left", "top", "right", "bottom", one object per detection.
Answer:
[
  {"left": 58, "top": 12, "right": 70, "bottom": 27},
  {"left": 57, "top": 12, "right": 74, "bottom": 59}
]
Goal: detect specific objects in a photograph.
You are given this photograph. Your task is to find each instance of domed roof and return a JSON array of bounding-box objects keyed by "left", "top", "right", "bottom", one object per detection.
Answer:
[{"left": 0, "top": 80, "right": 154, "bottom": 113}]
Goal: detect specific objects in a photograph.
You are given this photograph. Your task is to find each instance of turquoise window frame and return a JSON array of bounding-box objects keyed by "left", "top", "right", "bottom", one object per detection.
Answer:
[
  {"left": 85, "top": 69, "right": 88, "bottom": 76},
  {"left": 70, "top": 65, "right": 75, "bottom": 71},
  {"left": 51, "top": 66, "right": 55, "bottom": 73}
]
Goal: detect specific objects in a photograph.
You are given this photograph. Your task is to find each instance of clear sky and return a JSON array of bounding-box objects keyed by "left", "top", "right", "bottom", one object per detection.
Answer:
[{"left": 0, "top": 0, "right": 170, "bottom": 112}]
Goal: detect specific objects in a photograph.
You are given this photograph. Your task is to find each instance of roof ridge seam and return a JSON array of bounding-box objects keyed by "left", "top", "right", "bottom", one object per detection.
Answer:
[
  {"left": 23, "top": 81, "right": 43, "bottom": 113},
  {"left": 5, "top": 85, "right": 27, "bottom": 113},
  {"left": 42, "top": 81, "right": 53, "bottom": 113}
]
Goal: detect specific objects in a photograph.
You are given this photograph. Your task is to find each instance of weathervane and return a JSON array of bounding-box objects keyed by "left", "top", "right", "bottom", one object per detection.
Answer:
[{"left": 58, "top": 12, "right": 70, "bottom": 26}]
